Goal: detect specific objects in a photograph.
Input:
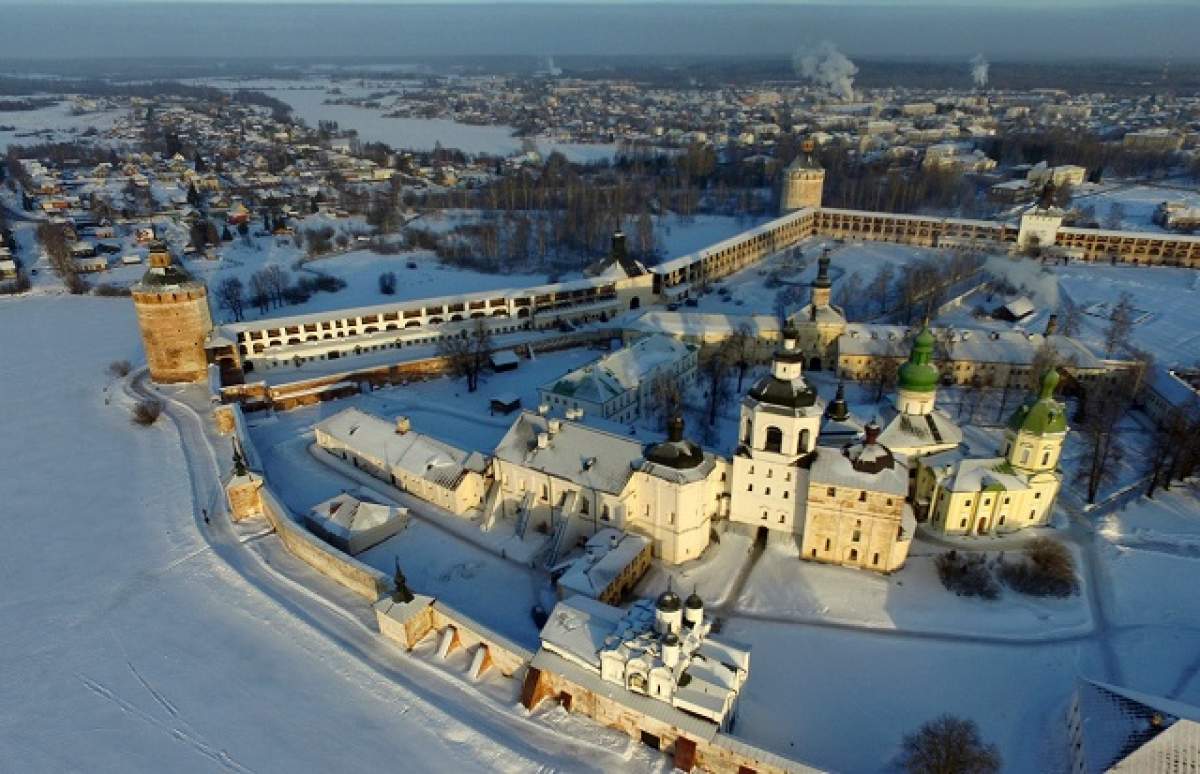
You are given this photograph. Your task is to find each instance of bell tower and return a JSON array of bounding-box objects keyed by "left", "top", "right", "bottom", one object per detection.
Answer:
[
  {"left": 1005, "top": 370, "right": 1068, "bottom": 475},
  {"left": 131, "top": 242, "right": 214, "bottom": 383}
]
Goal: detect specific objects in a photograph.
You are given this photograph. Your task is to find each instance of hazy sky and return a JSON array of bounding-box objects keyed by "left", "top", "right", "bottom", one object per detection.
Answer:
[{"left": 0, "top": 2, "right": 1196, "bottom": 61}]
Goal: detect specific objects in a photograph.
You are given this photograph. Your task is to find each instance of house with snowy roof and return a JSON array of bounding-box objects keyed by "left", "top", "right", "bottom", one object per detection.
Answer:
[
  {"left": 490, "top": 410, "right": 727, "bottom": 565},
  {"left": 314, "top": 407, "right": 488, "bottom": 516},
  {"left": 538, "top": 334, "right": 697, "bottom": 424}
]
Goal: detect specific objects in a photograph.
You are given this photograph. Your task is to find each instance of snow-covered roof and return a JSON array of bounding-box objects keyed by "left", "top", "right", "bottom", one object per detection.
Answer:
[
  {"left": 543, "top": 335, "right": 693, "bottom": 404},
  {"left": 316, "top": 407, "right": 486, "bottom": 490},
  {"left": 556, "top": 529, "right": 650, "bottom": 599},
  {"left": 876, "top": 407, "right": 963, "bottom": 455},
  {"left": 808, "top": 445, "right": 908, "bottom": 496},
  {"left": 625, "top": 311, "right": 780, "bottom": 340},
  {"left": 838, "top": 324, "right": 1105, "bottom": 370},
  {"left": 494, "top": 412, "right": 644, "bottom": 495}
]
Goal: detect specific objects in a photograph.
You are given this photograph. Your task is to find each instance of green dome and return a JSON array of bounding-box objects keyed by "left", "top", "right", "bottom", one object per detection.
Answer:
[
  {"left": 1008, "top": 370, "right": 1067, "bottom": 435},
  {"left": 897, "top": 326, "right": 939, "bottom": 392}
]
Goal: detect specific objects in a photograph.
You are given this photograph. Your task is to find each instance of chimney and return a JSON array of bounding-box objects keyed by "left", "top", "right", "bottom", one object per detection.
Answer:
[
  {"left": 536, "top": 432, "right": 549, "bottom": 449},
  {"left": 667, "top": 414, "right": 685, "bottom": 443},
  {"left": 611, "top": 231, "right": 627, "bottom": 264},
  {"left": 864, "top": 421, "right": 882, "bottom": 445},
  {"left": 395, "top": 416, "right": 411, "bottom": 434},
  {"left": 1044, "top": 313, "right": 1059, "bottom": 336}
]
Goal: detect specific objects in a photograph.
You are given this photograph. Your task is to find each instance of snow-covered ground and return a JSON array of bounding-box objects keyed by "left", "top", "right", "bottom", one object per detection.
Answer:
[
  {"left": 191, "top": 77, "right": 619, "bottom": 162},
  {"left": 0, "top": 294, "right": 648, "bottom": 773},
  {"left": 0, "top": 99, "right": 124, "bottom": 152},
  {"left": 1073, "top": 183, "right": 1200, "bottom": 233}
]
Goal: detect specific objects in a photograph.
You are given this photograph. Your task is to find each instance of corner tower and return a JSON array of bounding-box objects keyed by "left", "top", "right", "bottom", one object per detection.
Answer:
[
  {"left": 780, "top": 139, "right": 825, "bottom": 214},
  {"left": 131, "top": 242, "right": 213, "bottom": 383}
]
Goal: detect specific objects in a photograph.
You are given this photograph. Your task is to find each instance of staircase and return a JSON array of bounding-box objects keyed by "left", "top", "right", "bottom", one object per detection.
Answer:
[{"left": 514, "top": 491, "right": 535, "bottom": 539}]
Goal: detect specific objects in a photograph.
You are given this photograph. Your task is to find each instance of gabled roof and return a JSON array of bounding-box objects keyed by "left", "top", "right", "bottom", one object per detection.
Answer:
[{"left": 494, "top": 412, "right": 644, "bottom": 495}]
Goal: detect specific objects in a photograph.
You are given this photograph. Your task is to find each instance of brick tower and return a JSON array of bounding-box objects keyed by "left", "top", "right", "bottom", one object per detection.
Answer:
[
  {"left": 780, "top": 139, "right": 825, "bottom": 214},
  {"left": 131, "top": 242, "right": 213, "bottom": 383}
]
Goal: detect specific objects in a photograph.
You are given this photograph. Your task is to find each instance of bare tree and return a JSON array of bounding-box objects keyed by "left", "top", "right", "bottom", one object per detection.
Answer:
[
  {"left": 698, "top": 343, "right": 734, "bottom": 426},
  {"left": 248, "top": 271, "right": 271, "bottom": 315},
  {"left": 107, "top": 360, "right": 132, "bottom": 378},
  {"left": 437, "top": 319, "right": 492, "bottom": 393},
  {"left": 727, "top": 322, "right": 757, "bottom": 392},
  {"left": 647, "top": 371, "right": 683, "bottom": 425},
  {"left": 1058, "top": 297, "right": 1082, "bottom": 337},
  {"left": 1103, "top": 291, "right": 1134, "bottom": 358},
  {"left": 1076, "top": 379, "right": 1131, "bottom": 504},
  {"left": 899, "top": 715, "right": 1001, "bottom": 774},
  {"left": 870, "top": 357, "right": 901, "bottom": 403},
  {"left": 131, "top": 398, "right": 163, "bottom": 426},
  {"left": 1104, "top": 201, "right": 1127, "bottom": 231},
  {"left": 215, "top": 276, "right": 245, "bottom": 322}
]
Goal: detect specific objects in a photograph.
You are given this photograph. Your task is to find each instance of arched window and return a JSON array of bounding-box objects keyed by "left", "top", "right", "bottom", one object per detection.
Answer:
[
  {"left": 764, "top": 426, "right": 783, "bottom": 454},
  {"left": 797, "top": 429, "right": 810, "bottom": 453},
  {"left": 742, "top": 419, "right": 752, "bottom": 445}
]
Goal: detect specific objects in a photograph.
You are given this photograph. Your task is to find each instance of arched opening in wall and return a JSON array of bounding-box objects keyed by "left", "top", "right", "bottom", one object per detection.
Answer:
[
  {"left": 517, "top": 308, "right": 529, "bottom": 318},
  {"left": 742, "top": 419, "right": 752, "bottom": 445},
  {"left": 306, "top": 335, "right": 318, "bottom": 342},
  {"left": 428, "top": 317, "right": 443, "bottom": 324},
  {"left": 471, "top": 312, "right": 485, "bottom": 319},
  {"left": 404, "top": 320, "right": 420, "bottom": 328},
  {"left": 450, "top": 314, "right": 463, "bottom": 322},
  {"left": 764, "top": 426, "right": 783, "bottom": 454},
  {"left": 809, "top": 356, "right": 822, "bottom": 371},
  {"left": 629, "top": 297, "right": 640, "bottom": 310},
  {"left": 798, "top": 429, "right": 810, "bottom": 453},
  {"left": 492, "top": 309, "right": 508, "bottom": 317}
]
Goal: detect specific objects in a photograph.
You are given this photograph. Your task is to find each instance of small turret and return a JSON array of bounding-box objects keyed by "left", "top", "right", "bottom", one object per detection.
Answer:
[
  {"left": 684, "top": 589, "right": 704, "bottom": 627},
  {"left": 655, "top": 586, "right": 683, "bottom": 635},
  {"left": 826, "top": 382, "right": 850, "bottom": 422}
]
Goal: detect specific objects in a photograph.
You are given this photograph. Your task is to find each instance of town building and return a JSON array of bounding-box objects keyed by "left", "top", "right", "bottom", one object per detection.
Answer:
[
  {"left": 916, "top": 370, "right": 1068, "bottom": 535},
  {"left": 538, "top": 334, "right": 697, "bottom": 424},
  {"left": 489, "top": 411, "right": 728, "bottom": 565},
  {"left": 314, "top": 408, "right": 489, "bottom": 516}
]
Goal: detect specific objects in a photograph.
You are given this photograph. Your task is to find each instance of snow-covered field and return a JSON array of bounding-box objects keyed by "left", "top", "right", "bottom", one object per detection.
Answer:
[
  {"left": 191, "top": 77, "right": 619, "bottom": 162},
  {"left": 1052, "top": 264, "right": 1200, "bottom": 367},
  {"left": 0, "top": 99, "right": 123, "bottom": 151},
  {"left": 0, "top": 294, "right": 644, "bottom": 773},
  {"left": 1074, "top": 183, "right": 1200, "bottom": 233}
]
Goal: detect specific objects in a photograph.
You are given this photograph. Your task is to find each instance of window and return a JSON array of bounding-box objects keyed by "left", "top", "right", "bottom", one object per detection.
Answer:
[
  {"left": 858, "top": 491, "right": 867, "bottom": 502},
  {"left": 783, "top": 491, "right": 789, "bottom": 500},
  {"left": 779, "top": 514, "right": 785, "bottom": 524},
  {"left": 765, "top": 487, "right": 771, "bottom": 496},
  {"left": 747, "top": 484, "right": 753, "bottom": 492},
  {"left": 1042, "top": 451, "right": 1051, "bottom": 466},
  {"left": 602, "top": 505, "right": 610, "bottom": 522},
  {"left": 960, "top": 518, "right": 967, "bottom": 528},
  {"left": 798, "top": 429, "right": 810, "bottom": 453},
  {"left": 765, "top": 426, "right": 783, "bottom": 454},
  {"left": 541, "top": 485, "right": 549, "bottom": 501},
  {"left": 1003, "top": 497, "right": 1010, "bottom": 505},
  {"left": 872, "top": 553, "right": 880, "bottom": 566},
  {"left": 824, "top": 538, "right": 831, "bottom": 551},
  {"left": 852, "top": 530, "right": 861, "bottom": 542},
  {"left": 766, "top": 469, "right": 773, "bottom": 479},
  {"left": 886, "top": 498, "right": 893, "bottom": 506},
  {"left": 849, "top": 549, "right": 858, "bottom": 561},
  {"left": 827, "top": 487, "right": 836, "bottom": 497},
  {"left": 762, "top": 511, "right": 768, "bottom": 520},
  {"left": 1021, "top": 449, "right": 1030, "bottom": 464},
  {"left": 1034, "top": 492, "right": 1041, "bottom": 499}
]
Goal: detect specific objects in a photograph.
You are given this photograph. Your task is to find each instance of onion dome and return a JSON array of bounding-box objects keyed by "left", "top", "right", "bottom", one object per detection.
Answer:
[
  {"left": 644, "top": 414, "right": 705, "bottom": 470},
  {"left": 662, "top": 631, "right": 680, "bottom": 647},
  {"left": 826, "top": 382, "right": 850, "bottom": 422},
  {"left": 842, "top": 421, "right": 897, "bottom": 474},
  {"left": 897, "top": 325, "right": 939, "bottom": 393},
  {"left": 656, "top": 589, "right": 682, "bottom": 613},
  {"left": 1008, "top": 369, "right": 1067, "bottom": 435},
  {"left": 685, "top": 591, "right": 703, "bottom": 611}
]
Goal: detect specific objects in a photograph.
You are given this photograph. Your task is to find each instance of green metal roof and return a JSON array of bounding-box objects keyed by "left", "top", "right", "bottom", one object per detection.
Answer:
[
  {"left": 897, "top": 326, "right": 939, "bottom": 392},
  {"left": 1008, "top": 370, "right": 1067, "bottom": 435}
]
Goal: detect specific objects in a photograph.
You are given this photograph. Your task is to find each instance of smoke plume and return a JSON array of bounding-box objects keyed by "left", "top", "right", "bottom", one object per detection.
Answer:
[
  {"left": 970, "top": 54, "right": 990, "bottom": 89},
  {"left": 793, "top": 41, "right": 858, "bottom": 102}
]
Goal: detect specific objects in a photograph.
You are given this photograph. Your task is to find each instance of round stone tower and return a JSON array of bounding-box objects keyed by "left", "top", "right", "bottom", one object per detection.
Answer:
[
  {"left": 780, "top": 139, "right": 825, "bottom": 214},
  {"left": 131, "top": 242, "right": 213, "bottom": 383}
]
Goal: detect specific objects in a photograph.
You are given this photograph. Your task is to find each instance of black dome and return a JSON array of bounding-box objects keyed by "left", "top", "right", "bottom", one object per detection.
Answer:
[
  {"left": 645, "top": 415, "right": 705, "bottom": 469},
  {"left": 656, "top": 590, "right": 681, "bottom": 612},
  {"left": 749, "top": 375, "right": 818, "bottom": 409},
  {"left": 685, "top": 592, "right": 703, "bottom": 610}
]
